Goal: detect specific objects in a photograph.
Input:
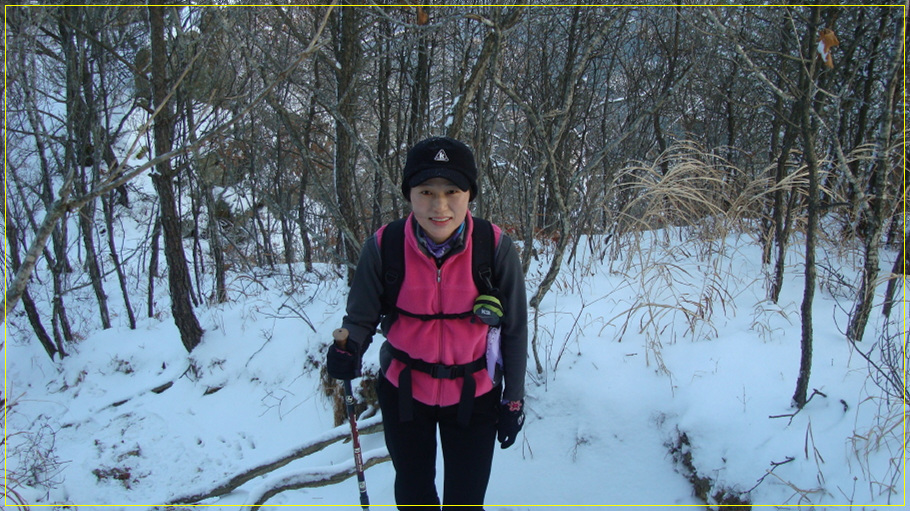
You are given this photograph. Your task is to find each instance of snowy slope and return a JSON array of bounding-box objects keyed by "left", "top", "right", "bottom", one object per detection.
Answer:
[{"left": 5, "top": 227, "right": 906, "bottom": 510}]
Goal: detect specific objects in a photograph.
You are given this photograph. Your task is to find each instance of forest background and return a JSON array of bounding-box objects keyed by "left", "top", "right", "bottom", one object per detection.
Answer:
[{"left": 3, "top": 2, "right": 907, "bottom": 508}]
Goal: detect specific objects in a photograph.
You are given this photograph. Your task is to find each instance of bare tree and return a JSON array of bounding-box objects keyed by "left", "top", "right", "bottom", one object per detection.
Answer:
[
  {"left": 446, "top": 8, "right": 524, "bottom": 141},
  {"left": 147, "top": 5, "right": 204, "bottom": 352},
  {"left": 792, "top": 6, "right": 824, "bottom": 410},
  {"left": 60, "top": 7, "right": 113, "bottom": 330},
  {"left": 845, "top": 8, "right": 904, "bottom": 342},
  {"left": 333, "top": 6, "right": 365, "bottom": 279},
  {"left": 5, "top": 216, "right": 57, "bottom": 360}
]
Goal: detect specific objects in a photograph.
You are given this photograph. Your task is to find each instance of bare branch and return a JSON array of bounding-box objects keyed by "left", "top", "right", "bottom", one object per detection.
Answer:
[
  {"left": 166, "top": 414, "right": 382, "bottom": 506},
  {"left": 246, "top": 448, "right": 390, "bottom": 510}
]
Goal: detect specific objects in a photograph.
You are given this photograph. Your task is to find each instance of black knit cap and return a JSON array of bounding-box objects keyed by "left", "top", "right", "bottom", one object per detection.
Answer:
[{"left": 401, "top": 137, "right": 478, "bottom": 201}]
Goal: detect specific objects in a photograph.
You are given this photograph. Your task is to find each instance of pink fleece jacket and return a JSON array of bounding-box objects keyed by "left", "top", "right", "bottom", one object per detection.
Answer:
[{"left": 380, "top": 212, "right": 500, "bottom": 407}]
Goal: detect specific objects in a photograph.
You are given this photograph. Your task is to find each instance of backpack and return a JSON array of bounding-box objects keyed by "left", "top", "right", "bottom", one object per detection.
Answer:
[
  {"left": 379, "top": 217, "right": 497, "bottom": 322},
  {"left": 378, "top": 216, "right": 501, "bottom": 426}
]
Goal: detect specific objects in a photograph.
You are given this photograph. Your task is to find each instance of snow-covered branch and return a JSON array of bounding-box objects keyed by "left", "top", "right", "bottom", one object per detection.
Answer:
[
  {"left": 166, "top": 414, "right": 383, "bottom": 506},
  {"left": 245, "top": 447, "right": 390, "bottom": 510}
]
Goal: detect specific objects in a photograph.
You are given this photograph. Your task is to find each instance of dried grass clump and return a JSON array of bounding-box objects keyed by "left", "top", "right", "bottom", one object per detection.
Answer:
[
  {"left": 613, "top": 141, "right": 806, "bottom": 243},
  {"left": 604, "top": 141, "right": 803, "bottom": 376}
]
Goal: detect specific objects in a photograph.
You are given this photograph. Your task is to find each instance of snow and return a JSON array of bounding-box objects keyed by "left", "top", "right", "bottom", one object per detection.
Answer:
[{"left": 5, "top": 224, "right": 907, "bottom": 510}]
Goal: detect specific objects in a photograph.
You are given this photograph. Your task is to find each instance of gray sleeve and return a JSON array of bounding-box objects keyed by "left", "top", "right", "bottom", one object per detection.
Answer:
[
  {"left": 341, "top": 235, "right": 383, "bottom": 355},
  {"left": 495, "top": 234, "right": 528, "bottom": 402}
]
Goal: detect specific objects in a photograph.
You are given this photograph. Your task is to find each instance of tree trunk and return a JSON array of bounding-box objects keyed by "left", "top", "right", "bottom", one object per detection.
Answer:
[
  {"left": 204, "top": 186, "right": 228, "bottom": 302},
  {"left": 5, "top": 217, "right": 58, "bottom": 360},
  {"left": 5, "top": 153, "right": 74, "bottom": 353},
  {"left": 75, "top": 168, "right": 112, "bottom": 329},
  {"left": 190, "top": 189, "right": 207, "bottom": 301},
  {"left": 846, "top": 11, "right": 902, "bottom": 342},
  {"left": 844, "top": 11, "right": 885, "bottom": 207},
  {"left": 333, "top": 6, "right": 362, "bottom": 280},
  {"left": 881, "top": 234, "right": 906, "bottom": 319},
  {"left": 51, "top": 236, "right": 75, "bottom": 349},
  {"left": 267, "top": 83, "right": 317, "bottom": 274},
  {"left": 300, "top": 76, "right": 318, "bottom": 273},
  {"left": 408, "top": 11, "right": 431, "bottom": 145},
  {"left": 149, "top": 5, "right": 204, "bottom": 352},
  {"left": 1, "top": 163, "right": 76, "bottom": 347},
  {"left": 374, "top": 18, "right": 392, "bottom": 232},
  {"left": 769, "top": 109, "right": 799, "bottom": 303},
  {"left": 148, "top": 215, "right": 161, "bottom": 318},
  {"left": 792, "top": 7, "right": 822, "bottom": 409},
  {"left": 183, "top": 74, "right": 228, "bottom": 303},
  {"left": 276, "top": 135, "right": 297, "bottom": 273},
  {"left": 60, "top": 7, "right": 112, "bottom": 330},
  {"left": 151, "top": 170, "right": 204, "bottom": 352},
  {"left": 102, "top": 194, "right": 138, "bottom": 329}
]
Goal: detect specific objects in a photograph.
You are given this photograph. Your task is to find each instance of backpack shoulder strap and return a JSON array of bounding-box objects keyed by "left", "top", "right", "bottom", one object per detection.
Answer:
[
  {"left": 382, "top": 216, "right": 499, "bottom": 318},
  {"left": 470, "top": 217, "right": 497, "bottom": 293},
  {"left": 379, "top": 218, "right": 407, "bottom": 315}
]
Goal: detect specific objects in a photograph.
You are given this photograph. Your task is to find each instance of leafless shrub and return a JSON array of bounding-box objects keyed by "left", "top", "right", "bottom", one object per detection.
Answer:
[
  {"left": 2, "top": 384, "right": 65, "bottom": 509},
  {"left": 848, "top": 319, "right": 909, "bottom": 504}
]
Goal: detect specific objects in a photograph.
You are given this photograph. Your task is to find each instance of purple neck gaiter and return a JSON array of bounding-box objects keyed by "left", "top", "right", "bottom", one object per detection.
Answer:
[{"left": 420, "top": 222, "right": 466, "bottom": 258}]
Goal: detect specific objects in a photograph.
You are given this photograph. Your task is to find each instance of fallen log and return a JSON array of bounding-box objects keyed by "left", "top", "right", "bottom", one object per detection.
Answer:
[
  {"left": 246, "top": 447, "right": 391, "bottom": 509},
  {"left": 166, "top": 415, "right": 384, "bottom": 505}
]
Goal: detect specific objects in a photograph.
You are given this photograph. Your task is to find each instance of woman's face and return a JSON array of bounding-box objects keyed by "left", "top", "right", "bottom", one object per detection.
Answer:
[{"left": 409, "top": 177, "right": 470, "bottom": 244}]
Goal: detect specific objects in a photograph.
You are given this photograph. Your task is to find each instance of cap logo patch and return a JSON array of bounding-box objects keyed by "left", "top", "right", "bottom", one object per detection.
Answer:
[{"left": 434, "top": 149, "right": 449, "bottom": 162}]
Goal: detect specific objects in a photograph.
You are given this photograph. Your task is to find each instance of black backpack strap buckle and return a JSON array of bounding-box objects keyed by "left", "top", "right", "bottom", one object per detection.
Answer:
[{"left": 429, "top": 364, "right": 458, "bottom": 379}]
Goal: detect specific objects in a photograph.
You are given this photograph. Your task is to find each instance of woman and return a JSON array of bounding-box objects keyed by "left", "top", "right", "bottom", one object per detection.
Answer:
[{"left": 326, "top": 136, "right": 527, "bottom": 509}]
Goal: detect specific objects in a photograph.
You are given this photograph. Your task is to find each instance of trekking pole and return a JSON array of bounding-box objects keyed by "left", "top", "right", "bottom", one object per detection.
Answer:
[{"left": 333, "top": 328, "right": 370, "bottom": 511}]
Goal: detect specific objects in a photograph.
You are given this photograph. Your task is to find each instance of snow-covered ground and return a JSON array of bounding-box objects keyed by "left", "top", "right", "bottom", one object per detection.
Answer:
[{"left": 5, "top": 222, "right": 906, "bottom": 510}]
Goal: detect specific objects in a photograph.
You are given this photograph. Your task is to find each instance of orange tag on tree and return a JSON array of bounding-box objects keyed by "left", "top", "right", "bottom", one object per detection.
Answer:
[{"left": 817, "top": 29, "right": 839, "bottom": 69}]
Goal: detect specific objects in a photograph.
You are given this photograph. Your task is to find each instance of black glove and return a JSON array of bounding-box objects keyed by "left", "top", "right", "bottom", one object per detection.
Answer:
[
  {"left": 497, "top": 399, "right": 525, "bottom": 449},
  {"left": 326, "top": 342, "right": 360, "bottom": 380}
]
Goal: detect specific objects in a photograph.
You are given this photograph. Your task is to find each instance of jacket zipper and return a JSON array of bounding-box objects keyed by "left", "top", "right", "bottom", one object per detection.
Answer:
[{"left": 438, "top": 263, "right": 447, "bottom": 403}]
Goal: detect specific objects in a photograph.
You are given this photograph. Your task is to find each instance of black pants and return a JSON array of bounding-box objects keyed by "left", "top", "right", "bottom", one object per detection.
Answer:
[{"left": 377, "top": 375, "right": 501, "bottom": 510}]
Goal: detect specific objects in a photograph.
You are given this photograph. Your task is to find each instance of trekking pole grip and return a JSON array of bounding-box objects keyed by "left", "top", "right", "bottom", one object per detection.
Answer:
[{"left": 333, "top": 327, "right": 349, "bottom": 350}]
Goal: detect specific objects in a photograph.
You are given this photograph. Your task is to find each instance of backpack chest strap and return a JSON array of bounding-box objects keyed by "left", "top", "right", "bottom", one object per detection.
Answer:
[{"left": 396, "top": 308, "right": 474, "bottom": 322}]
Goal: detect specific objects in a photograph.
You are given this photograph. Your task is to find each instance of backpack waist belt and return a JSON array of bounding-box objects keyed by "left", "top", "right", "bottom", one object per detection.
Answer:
[{"left": 388, "top": 344, "right": 486, "bottom": 426}]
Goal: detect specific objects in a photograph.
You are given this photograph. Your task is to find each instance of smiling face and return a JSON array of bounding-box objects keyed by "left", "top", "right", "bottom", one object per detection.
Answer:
[{"left": 409, "top": 177, "right": 470, "bottom": 244}]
